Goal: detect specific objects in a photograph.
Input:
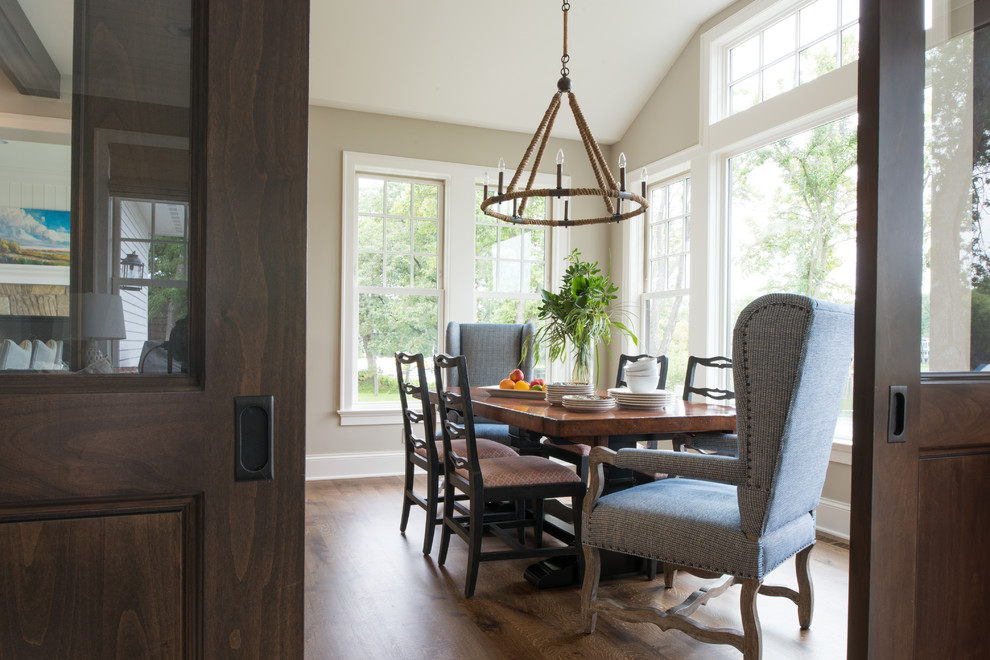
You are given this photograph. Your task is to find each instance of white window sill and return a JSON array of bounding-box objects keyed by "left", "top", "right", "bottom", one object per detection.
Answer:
[
  {"left": 338, "top": 408, "right": 403, "bottom": 426},
  {"left": 829, "top": 439, "right": 852, "bottom": 466}
]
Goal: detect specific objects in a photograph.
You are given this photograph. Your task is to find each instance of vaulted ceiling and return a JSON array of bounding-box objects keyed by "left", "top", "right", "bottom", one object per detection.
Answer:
[{"left": 6, "top": 0, "right": 737, "bottom": 143}]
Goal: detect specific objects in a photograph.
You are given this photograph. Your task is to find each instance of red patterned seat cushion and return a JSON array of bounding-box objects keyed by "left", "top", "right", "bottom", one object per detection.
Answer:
[
  {"left": 415, "top": 437, "right": 517, "bottom": 461},
  {"left": 456, "top": 455, "right": 583, "bottom": 487}
]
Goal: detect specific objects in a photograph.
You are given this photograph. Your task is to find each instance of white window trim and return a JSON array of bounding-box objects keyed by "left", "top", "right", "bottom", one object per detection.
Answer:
[{"left": 339, "top": 151, "right": 567, "bottom": 424}]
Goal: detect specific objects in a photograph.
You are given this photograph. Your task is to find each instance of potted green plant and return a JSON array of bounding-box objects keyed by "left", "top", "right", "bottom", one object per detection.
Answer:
[{"left": 525, "top": 249, "right": 637, "bottom": 385}]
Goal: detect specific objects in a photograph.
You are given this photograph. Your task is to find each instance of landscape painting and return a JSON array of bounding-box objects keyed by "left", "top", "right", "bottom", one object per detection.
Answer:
[{"left": 0, "top": 207, "right": 71, "bottom": 267}]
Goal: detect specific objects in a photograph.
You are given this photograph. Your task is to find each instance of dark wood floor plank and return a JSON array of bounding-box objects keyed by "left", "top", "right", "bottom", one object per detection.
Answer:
[{"left": 305, "top": 477, "right": 848, "bottom": 659}]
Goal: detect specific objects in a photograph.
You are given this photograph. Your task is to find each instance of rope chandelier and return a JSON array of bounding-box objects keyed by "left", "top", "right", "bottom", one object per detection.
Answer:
[{"left": 480, "top": 0, "right": 648, "bottom": 228}]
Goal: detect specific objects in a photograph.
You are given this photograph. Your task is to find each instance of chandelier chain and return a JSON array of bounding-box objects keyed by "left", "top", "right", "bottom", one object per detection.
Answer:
[{"left": 561, "top": 1, "right": 570, "bottom": 77}]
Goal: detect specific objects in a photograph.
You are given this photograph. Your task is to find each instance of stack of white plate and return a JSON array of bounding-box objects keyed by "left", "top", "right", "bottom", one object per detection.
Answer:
[
  {"left": 607, "top": 387, "right": 678, "bottom": 410},
  {"left": 544, "top": 382, "right": 594, "bottom": 405},
  {"left": 562, "top": 394, "right": 617, "bottom": 412}
]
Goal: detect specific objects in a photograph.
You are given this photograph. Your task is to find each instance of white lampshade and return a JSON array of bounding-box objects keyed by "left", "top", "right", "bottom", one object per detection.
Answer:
[{"left": 81, "top": 293, "right": 126, "bottom": 340}]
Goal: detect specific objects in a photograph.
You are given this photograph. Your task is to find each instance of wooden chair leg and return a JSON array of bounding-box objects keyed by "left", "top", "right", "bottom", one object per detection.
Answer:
[
  {"left": 464, "top": 491, "right": 485, "bottom": 598},
  {"left": 581, "top": 544, "right": 602, "bottom": 633},
  {"left": 663, "top": 562, "right": 675, "bottom": 588},
  {"left": 399, "top": 459, "right": 414, "bottom": 534},
  {"left": 795, "top": 544, "right": 815, "bottom": 629},
  {"left": 740, "top": 579, "right": 762, "bottom": 660},
  {"left": 646, "top": 559, "right": 657, "bottom": 581},
  {"left": 533, "top": 498, "right": 544, "bottom": 548},
  {"left": 572, "top": 490, "right": 584, "bottom": 579},
  {"left": 437, "top": 480, "right": 454, "bottom": 566},
  {"left": 515, "top": 499, "right": 526, "bottom": 544},
  {"left": 422, "top": 466, "right": 439, "bottom": 555}
]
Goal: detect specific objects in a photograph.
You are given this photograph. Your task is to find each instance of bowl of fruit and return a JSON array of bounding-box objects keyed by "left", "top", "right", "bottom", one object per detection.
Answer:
[{"left": 480, "top": 370, "right": 546, "bottom": 398}]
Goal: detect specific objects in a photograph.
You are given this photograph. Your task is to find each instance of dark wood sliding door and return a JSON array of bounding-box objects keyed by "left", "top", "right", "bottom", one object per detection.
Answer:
[
  {"left": 0, "top": 0, "right": 309, "bottom": 656},
  {"left": 852, "top": 0, "right": 990, "bottom": 657}
]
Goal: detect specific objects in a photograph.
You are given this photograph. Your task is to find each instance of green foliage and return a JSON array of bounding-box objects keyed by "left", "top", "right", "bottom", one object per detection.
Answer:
[
  {"left": 358, "top": 368, "right": 400, "bottom": 400},
  {"left": 526, "top": 249, "right": 636, "bottom": 367},
  {"left": 148, "top": 240, "right": 188, "bottom": 320},
  {"left": 733, "top": 118, "right": 857, "bottom": 303}
]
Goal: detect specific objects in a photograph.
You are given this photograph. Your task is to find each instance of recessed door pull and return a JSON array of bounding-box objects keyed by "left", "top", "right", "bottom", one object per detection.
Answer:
[
  {"left": 235, "top": 395, "right": 274, "bottom": 480},
  {"left": 887, "top": 386, "right": 907, "bottom": 444}
]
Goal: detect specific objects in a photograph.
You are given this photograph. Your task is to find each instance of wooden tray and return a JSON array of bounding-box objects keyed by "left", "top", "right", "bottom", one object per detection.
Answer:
[{"left": 478, "top": 384, "right": 547, "bottom": 400}]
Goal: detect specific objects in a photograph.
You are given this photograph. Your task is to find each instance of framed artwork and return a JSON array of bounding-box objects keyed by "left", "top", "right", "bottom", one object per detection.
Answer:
[{"left": 0, "top": 207, "right": 70, "bottom": 285}]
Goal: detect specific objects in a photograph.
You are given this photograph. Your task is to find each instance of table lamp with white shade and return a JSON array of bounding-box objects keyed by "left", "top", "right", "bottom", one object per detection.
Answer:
[{"left": 81, "top": 292, "right": 126, "bottom": 366}]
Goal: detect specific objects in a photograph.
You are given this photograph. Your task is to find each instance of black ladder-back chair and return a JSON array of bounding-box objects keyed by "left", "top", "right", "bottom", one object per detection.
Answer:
[
  {"left": 395, "top": 352, "right": 518, "bottom": 555},
  {"left": 433, "top": 353, "right": 585, "bottom": 598},
  {"left": 672, "top": 355, "right": 737, "bottom": 456},
  {"left": 541, "top": 354, "right": 670, "bottom": 483}
]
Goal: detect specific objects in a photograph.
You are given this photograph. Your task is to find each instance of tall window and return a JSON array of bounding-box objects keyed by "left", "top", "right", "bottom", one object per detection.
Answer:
[
  {"left": 473, "top": 190, "right": 548, "bottom": 323},
  {"left": 643, "top": 175, "right": 691, "bottom": 391},
  {"left": 727, "top": 114, "right": 857, "bottom": 438},
  {"left": 474, "top": 189, "right": 550, "bottom": 378},
  {"left": 719, "top": 0, "right": 859, "bottom": 118},
  {"left": 355, "top": 174, "right": 442, "bottom": 403}
]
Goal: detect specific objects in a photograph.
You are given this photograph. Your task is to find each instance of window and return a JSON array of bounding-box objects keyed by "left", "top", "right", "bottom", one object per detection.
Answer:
[
  {"left": 726, "top": 114, "right": 857, "bottom": 441},
  {"left": 339, "top": 152, "right": 564, "bottom": 421},
  {"left": 354, "top": 174, "right": 442, "bottom": 405},
  {"left": 712, "top": 0, "right": 859, "bottom": 121},
  {"left": 114, "top": 198, "right": 189, "bottom": 372},
  {"left": 473, "top": 189, "right": 552, "bottom": 379},
  {"left": 642, "top": 175, "right": 691, "bottom": 391},
  {"left": 473, "top": 189, "right": 548, "bottom": 324}
]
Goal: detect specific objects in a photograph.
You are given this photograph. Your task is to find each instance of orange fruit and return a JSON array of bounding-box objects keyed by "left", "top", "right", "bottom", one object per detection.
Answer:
[
  {"left": 499, "top": 378, "right": 515, "bottom": 389},
  {"left": 513, "top": 380, "right": 531, "bottom": 390}
]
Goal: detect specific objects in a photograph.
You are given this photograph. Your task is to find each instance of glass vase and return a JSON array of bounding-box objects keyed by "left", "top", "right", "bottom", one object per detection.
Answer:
[{"left": 570, "top": 336, "right": 594, "bottom": 385}]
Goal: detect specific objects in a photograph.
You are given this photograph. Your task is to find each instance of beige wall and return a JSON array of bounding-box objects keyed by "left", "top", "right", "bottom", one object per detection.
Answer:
[{"left": 306, "top": 106, "right": 611, "bottom": 460}]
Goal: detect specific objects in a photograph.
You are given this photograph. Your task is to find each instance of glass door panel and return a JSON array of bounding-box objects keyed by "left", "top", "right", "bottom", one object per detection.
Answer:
[{"left": 0, "top": 0, "right": 193, "bottom": 379}]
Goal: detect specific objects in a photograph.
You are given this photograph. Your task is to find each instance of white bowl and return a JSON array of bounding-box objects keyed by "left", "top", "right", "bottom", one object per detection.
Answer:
[
  {"left": 626, "top": 358, "right": 659, "bottom": 374},
  {"left": 625, "top": 372, "right": 659, "bottom": 393}
]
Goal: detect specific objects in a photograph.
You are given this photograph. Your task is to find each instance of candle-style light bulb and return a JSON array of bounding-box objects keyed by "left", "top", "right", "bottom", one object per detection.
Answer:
[
  {"left": 640, "top": 168, "right": 648, "bottom": 198},
  {"left": 556, "top": 149, "right": 564, "bottom": 189},
  {"left": 556, "top": 149, "right": 565, "bottom": 165},
  {"left": 497, "top": 157, "right": 505, "bottom": 195},
  {"left": 618, "top": 152, "right": 627, "bottom": 192}
]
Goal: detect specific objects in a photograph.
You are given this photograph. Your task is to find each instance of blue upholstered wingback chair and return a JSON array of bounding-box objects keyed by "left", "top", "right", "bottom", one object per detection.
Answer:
[
  {"left": 580, "top": 294, "right": 854, "bottom": 659},
  {"left": 443, "top": 321, "right": 536, "bottom": 446}
]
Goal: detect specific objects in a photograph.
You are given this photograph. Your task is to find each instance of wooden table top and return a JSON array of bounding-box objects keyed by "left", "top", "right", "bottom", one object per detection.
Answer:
[{"left": 461, "top": 387, "right": 736, "bottom": 446}]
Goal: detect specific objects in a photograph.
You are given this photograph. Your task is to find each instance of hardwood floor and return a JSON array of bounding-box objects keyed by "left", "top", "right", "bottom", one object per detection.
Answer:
[{"left": 305, "top": 477, "right": 849, "bottom": 659}]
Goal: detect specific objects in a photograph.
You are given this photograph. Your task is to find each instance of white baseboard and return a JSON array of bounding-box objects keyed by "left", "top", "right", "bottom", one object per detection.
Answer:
[
  {"left": 816, "top": 496, "right": 850, "bottom": 540},
  {"left": 305, "top": 451, "right": 406, "bottom": 480}
]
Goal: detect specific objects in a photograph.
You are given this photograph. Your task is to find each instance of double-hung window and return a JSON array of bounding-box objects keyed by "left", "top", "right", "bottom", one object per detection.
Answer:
[
  {"left": 353, "top": 174, "right": 442, "bottom": 406},
  {"left": 642, "top": 175, "right": 691, "bottom": 391}
]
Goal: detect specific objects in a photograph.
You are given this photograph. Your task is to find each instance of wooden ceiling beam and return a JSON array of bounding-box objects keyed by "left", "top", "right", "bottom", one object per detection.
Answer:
[{"left": 0, "top": 0, "right": 60, "bottom": 98}]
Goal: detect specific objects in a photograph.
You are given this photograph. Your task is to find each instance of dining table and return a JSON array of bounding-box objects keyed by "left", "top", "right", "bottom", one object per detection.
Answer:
[
  {"left": 469, "top": 386, "right": 737, "bottom": 448},
  {"left": 444, "top": 386, "right": 738, "bottom": 587}
]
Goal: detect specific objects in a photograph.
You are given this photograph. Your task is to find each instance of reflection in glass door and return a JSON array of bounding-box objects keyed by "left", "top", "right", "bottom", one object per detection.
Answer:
[{"left": 114, "top": 198, "right": 189, "bottom": 373}]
